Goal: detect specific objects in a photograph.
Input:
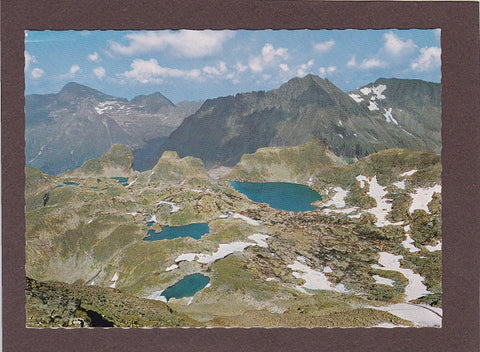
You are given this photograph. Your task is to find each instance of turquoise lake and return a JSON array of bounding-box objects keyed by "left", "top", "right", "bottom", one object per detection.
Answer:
[
  {"left": 111, "top": 177, "right": 129, "bottom": 186},
  {"left": 144, "top": 222, "right": 210, "bottom": 241},
  {"left": 229, "top": 181, "right": 322, "bottom": 212},
  {"left": 162, "top": 273, "right": 210, "bottom": 301}
]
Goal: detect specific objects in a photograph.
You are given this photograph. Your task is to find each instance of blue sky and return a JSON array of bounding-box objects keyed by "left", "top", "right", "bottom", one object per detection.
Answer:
[{"left": 25, "top": 29, "right": 441, "bottom": 103}]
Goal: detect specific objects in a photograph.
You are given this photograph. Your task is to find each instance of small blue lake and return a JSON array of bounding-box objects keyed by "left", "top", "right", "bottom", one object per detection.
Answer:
[
  {"left": 144, "top": 222, "right": 210, "bottom": 241},
  {"left": 162, "top": 274, "right": 210, "bottom": 301},
  {"left": 111, "top": 177, "right": 129, "bottom": 186},
  {"left": 63, "top": 182, "right": 79, "bottom": 186},
  {"left": 229, "top": 181, "right": 322, "bottom": 212}
]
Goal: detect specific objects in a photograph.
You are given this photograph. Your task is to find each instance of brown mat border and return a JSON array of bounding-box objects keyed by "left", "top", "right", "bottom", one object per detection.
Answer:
[{"left": 2, "top": 1, "right": 479, "bottom": 351}]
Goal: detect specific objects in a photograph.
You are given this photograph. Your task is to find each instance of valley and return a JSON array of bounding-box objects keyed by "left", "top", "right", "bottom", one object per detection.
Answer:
[{"left": 26, "top": 139, "right": 442, "bottom": 327}]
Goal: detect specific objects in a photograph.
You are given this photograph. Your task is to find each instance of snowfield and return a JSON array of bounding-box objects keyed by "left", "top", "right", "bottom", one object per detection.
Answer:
[
  {"left": 372, "top": 252, "right": 430, "bottom": 301},
  {"left": 409, "top": 184, "right": 441, "bottom": 213},
  {"left": 174, "top": 234, "right": 270, "bottom": 265}
]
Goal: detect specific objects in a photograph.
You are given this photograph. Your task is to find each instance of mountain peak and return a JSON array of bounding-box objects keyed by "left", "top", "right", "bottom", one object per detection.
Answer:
[
  {"left": 131, "top": 92, "right": 175, "bottom": 112},
  {"left": 58, "top": 82, "right": 112, "bottom": 101}
]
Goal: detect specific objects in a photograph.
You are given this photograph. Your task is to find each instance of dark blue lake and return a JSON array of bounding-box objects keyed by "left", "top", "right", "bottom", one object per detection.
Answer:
[
  {"left": 229, "top": 181, "right": 322, "bottom": 212},
  {"left": 162, "top": 274, "right": 210, "bottom": 301},
  {"left": 144, "top": 222, "right": 210, "bottom": 241}
]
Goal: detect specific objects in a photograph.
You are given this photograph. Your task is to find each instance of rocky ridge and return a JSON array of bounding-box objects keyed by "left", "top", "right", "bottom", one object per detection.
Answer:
[
  {"left": 25, "top": 82, "right": 203, "bottom": 174},
  {"left": 149, "top": 75, "right": 441, "bottom": 170}
]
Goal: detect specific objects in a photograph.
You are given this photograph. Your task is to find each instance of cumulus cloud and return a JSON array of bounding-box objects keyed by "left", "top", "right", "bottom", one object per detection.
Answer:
[
  {"left": 347, "top": 55, "right": 356, "bottom": 67},
  {"left": 318, "top": 66, "right": 337, "bottom": 77},
  {"left": 121, "top": 58, "right": 201, "bottom": 84},
  {"left": 70, "top": 65, "right": 81, "bottom": 74},
  {"left": 383, "top": 31, "right": 417, "bottom": 56},
  {"left": 88, "top": 52, "right": 99, "bottom": 62},
  {"left": 411, "top": 47, "right": 441, "bottom": 71},
  {"left": 93, "top": 66, "right": 106, "bottom": 78},
  {"left": 202, "top": 61, "right": 228, "bottom": 76},
  {"left": 296, "top": 59, "right": 315, "bottom": 76},
  {"left": 248, "top": 43, "right": 288, "bottom": 72},
  {"left": 109, "top": 30, "right": 235, "bottom": 58},
  {"left": 359, "top": 58, "right": 386, "bottom": 69},
  {"left": 261, "top": 43, "right": 288, "bottom": 62},
  {"left": 314, "top": 39, "right": 335, "bottom": 53},
  {"left": 234, "top": 62, "right": 248, "bottom": 72},
  {"left": 25, "top": 51, "right": 37, "bottom": 70},
  {"left": 31, "top": 68, "right": 45, "bottom": 79},
  {"left": 279, "top": 63, "right": 290, "bottom": 72}
]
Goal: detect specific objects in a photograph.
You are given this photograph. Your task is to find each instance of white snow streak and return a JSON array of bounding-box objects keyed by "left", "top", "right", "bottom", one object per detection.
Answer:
[
  {"left": 372, "top": 252, "right": 430, "bottom": 301},
  {"left": 174, "top": 234, "right": 270, "bottom": 265},
  {"left": 233, "top": 213, "right": 261, "bottom": 226}
]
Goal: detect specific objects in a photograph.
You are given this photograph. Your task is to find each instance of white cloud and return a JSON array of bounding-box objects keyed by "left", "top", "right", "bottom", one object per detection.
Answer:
[
  {"left": 234, "top": 62, "right": 248, "bottom": 72},
  {"left": 314, "top": 39, "right": 335, "bottom": 53},
  {"left": 297, "top": 59, "right": 315, "bottom": 76},
  {"left": 93, "top": 66, "right": 106, "bottom": 78},
  {"left": 88, "top": 52, "right": 99, "bottom": 62},
  {"left": 248, "top": 43, "right": 289, "bottom": 73},
  {"left": 318, "top": 66, "right": 337, "bottom": 77},
  {"left": 383, "top": 32, "right": 417, "bottom": 56},
  {"left": 70, "top": 65, "right": 81, "bottom": 74},
  {"left": 249, "top": 56, "right": 264, "bottom": 72},
  {"left": 25, "top": 51, "right": 36, "bottom": 70},
  {"left": 359, "top": 58, "right": 386, "bottom": 69},
  {"left": 109, "top": 30, "right": 235, "bottom": 58},
  {"left": 261, "top": 43, "right": 288, "bottom": 62},
  {"left": 279, "top": 63, "right": 290, "bottom": 72},
  {"left": 31, "top": 68, "right": 45, "bottom": 79},
  {"left": 202, "top": 61, "right": 228, "bottom": 76},
  {"left": 121, "top": 58, "right": 201, "bottom": 84},
  {"left": 347, "top": 55, "right": 356, "bottom": 67},
  {"left": 411, "top": 47, "right": 441, "bottom": 71}
]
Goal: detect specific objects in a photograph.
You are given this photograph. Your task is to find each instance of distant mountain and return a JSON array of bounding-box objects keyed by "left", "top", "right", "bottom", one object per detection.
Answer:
[
  {"left": 147, "top": 75, "right": 441, "bottom": 170},
  {"left": 25, "top": 82, "right": 203, "bottom": 175}
]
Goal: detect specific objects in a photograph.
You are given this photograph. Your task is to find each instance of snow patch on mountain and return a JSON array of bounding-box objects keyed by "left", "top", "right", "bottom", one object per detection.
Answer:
[
  {"left": 425, "top": 241, "right": 442, "bottom": 252},
  {"left": 400, "top": 169, "right": 418, "bottom": 177},
  {"left": 373, "top": 275, "right": 395, "bottom": 287},
  {"left": 383, "top": 108, "right": 398, "bottom": 125},
  {"left": 402, "top": 225, "right": 420, "bottom": 253},
  {"left": 95, "top": 101, "right": 121, "bottom": 115},
  {"left": 372, "top": 252, "right": 430, "bottom": 301},
  {"left": 368, "top": 101, "right": 379, "bottom": 111},
  {"left": 409, "top": 185, "right": 441, "bottom": 213},
  {"left": 372, "top": 84, "right": 386, "bottom": 99},
  {"left": 174, "top": 234, "right": 270, "bottom": 265},
  {"left": 349, "top": 93, "right": 363, "bottom": 103},
  {"left": 360, "top": 87, "right": 372, "bottom": 95}
]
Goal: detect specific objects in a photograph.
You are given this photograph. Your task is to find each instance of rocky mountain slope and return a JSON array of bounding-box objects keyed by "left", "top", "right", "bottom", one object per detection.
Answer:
[
  {"left": 148, "top": 75, "right": 441, "bottom": 170},
  {"left": 25, "top": 82, "right": 203, "bottom": 175},
  {"left": 26, "top": 277, "right": 199, "bottom": 327},
  {"left": 26, "top": 143, "right": 442, "bottom": 327}
]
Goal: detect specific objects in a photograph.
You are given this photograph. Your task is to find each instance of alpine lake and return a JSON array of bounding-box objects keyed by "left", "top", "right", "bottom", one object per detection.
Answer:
[{"left": 228, "top": 181, "right": 322, "bottom": 212}]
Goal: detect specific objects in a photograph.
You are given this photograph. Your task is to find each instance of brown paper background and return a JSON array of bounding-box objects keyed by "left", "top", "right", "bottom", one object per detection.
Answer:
[{"left": 2, "top": 1, "right": 479, "bottom": 351}]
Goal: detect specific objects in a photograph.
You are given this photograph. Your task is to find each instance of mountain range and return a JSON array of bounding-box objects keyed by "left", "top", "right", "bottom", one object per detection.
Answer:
[
  {"left": 25, "top": 75, "right": 441, "bottom": 175},
  {"left": 25, "top": 82, "right": 203, "bottom": 174},
  {"left": 149, "top": 75, "right": 441, "bottom": 170}
]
